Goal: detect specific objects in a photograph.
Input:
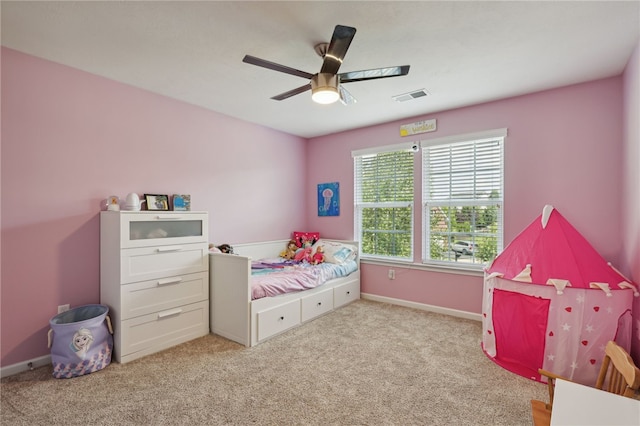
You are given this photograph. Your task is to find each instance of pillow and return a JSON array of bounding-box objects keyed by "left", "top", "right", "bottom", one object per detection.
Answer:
[
  {"left": 312, "top": 239, "right": 357, "bottom": 264},
  {"left": 292, "top": 231, "right": 320, "bottom": 248}
]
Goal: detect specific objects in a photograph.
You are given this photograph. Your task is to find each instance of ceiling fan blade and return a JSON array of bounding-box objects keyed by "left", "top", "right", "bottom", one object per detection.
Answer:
[
  {"left": 271, "top": 83, "right": 312, "bottom": 101},
  {"left": 320, "top": 25, "right": 356, "bottom": 75},
  {"left": 339, "top": 65, "right": 410, "bottom": 83},
  {"left": 243, "top": 55, "right": 314, "bottom": 80},
  {"left": 339, "top": 85, "right": 357, "bottom": 105}
]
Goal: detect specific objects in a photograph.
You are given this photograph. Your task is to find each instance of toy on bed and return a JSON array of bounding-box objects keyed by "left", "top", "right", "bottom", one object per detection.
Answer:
[
  {"left": 209, "top": 243, "right": 234, "bottom": 254},
  {"left": 279, "top": 240, "right": 298, "bottom": 260},
  {"left": 292, "top": 231, "right": 319, "bottom": 248},
  {"left": 311, "top": 245, "right": 325, "bottom": 265},
  {"left": 293, "top": 241, "right": 313, "bottom": 263}
]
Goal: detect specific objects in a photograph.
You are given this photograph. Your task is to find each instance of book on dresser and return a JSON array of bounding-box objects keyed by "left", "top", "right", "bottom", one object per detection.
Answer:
[{"left": 100, "top": 211, "right": 210, "bottom": 363}]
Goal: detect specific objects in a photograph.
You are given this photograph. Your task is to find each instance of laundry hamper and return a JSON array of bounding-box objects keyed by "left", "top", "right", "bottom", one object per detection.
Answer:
[{"left": 48, "top": 304, "right": 113, "bottom": 378}]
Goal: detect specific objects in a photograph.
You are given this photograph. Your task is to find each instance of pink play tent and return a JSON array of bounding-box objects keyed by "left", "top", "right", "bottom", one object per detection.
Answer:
[{"left": 482, "top": 205, "right": 638, "bottom": 385}]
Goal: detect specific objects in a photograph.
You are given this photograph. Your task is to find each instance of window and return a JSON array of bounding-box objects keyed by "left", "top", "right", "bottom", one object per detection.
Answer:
[
  {"left": 422, "top": 129, "right": 505, "bottom": 269},
  {"left": 353, "top": 144, "right": 415, "bottom": 260}
]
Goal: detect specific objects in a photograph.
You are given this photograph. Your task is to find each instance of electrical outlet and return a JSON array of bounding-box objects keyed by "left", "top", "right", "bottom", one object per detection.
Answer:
[
  {"left": 388, "top": 269, "right": 395, "bottom": 280},
  {"left": 58, "top": 304, "right": 70, "bottom": 314}
]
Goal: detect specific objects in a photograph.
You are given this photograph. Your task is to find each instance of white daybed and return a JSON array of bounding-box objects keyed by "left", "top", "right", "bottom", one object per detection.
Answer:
[{"left": 209, "top": 239, "right": 360, "bottom": 346}]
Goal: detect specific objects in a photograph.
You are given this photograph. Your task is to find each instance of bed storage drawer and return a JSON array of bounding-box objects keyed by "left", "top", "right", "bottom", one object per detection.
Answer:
[
  {"left": 120, "top": 272, "right": 208, "bottom": 320},
  {"left": 119, "top": 300, "right": 209, "bottom": 362},
  {"left": 256, "top": 300, "right": 300, "bottom": 342},
  {"left": 120, "top": 243, "right": 208, "bottom": 284},
  {"left": 301, "top": 287, "right": 334, "bottom": 322},
  {"left": 334, "top": 280, "right": 360, "bottom": 308}
]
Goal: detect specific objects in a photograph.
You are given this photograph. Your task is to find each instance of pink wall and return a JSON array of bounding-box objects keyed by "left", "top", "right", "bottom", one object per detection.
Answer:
[
  {"left": 307, "top": 77, "right": 627, "bottom": 316},
  {"left": 2, "top": 43, "right": 638, "bottom": 369},
  {"left": 622, "top": 40, "right": 640, "bottom": 361},
  {"left": 0, "top": 48, "right": 308, "bottom": 366}
]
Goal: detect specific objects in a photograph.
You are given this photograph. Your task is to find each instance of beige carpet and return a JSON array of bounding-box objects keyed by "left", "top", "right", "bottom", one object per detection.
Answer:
[{"left": 1, "top": 299, "right": 546, "bottom": 425}]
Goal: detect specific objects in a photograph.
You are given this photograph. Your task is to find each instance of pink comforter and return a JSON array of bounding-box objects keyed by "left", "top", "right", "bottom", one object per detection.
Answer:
[{"left": 251, "top": 259, "right": 357, "bottom": 300}]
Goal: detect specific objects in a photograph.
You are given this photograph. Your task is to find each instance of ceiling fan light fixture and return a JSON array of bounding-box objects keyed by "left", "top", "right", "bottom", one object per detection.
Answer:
[
  {"left": 311, "top": 73, "right": 339, "bottom": 104},
  {"left": 244, "top": 25, "right": 409, "bottom": 104}
]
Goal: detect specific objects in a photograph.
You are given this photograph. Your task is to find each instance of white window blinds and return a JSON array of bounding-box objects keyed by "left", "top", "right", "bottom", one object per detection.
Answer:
[{"left": 425, "top": 139, "right": 503, "bottom": 201}]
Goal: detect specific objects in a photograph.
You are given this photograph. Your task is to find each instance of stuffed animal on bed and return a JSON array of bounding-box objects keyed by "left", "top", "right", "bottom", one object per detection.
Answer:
[
  {"left": 311, "top": 245, "right": 325, "bottom": 265},
  {"left": 279, "top": 240, "right": 298, "bottom": 260},
  {"left": 209, "top": 243, "right": 234, "bottom": 254},
  {"left": 218, "top": 244, "right": 234, "bottom": 254},
  {"left": 293, "top": 242, "right": 313, "bottom": 263}
]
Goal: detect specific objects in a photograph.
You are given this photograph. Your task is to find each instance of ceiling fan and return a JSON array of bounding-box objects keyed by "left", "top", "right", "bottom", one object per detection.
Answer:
[{"left": 242, "top": 25, "right": 410, "bottom": 105}]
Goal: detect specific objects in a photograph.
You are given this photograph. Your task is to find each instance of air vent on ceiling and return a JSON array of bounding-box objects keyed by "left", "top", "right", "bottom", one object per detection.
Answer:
[{"left": 392, "top": 89, "right": 429, "bottom": 102}]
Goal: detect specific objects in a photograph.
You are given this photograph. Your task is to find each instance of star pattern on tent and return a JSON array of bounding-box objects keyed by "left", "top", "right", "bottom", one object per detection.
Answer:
[
  {"left": 576, "top": 294, "right": 585, "bottom": 304},
  {"left": 607, "top": 306, "right": 613, "bottom": 314},
  {"left": 585, "top": 324, "right": 594, "bottom": 333},
  {"left": 562, "top": 323, "right": 571, "bottom": 331},
  {"left": 570, "top": 362, "right": 579, "bottom": 371},
  {"left": 547, "top": 354, "right": 555, "bottom": 361}
]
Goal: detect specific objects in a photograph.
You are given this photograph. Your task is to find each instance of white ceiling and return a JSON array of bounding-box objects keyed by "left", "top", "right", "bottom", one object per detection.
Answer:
[{"left": 2, "top": 1, "right": 639, "bottom": 138}]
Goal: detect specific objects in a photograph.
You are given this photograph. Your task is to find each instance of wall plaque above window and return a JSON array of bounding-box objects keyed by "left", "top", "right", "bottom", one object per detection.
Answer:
[{"left": 400, "top": 119, "right": 436, "bottom": 137}]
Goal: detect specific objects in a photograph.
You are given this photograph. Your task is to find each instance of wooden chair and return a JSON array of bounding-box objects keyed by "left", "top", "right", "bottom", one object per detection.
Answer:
[{"left": 530, "top": 340, "right": 640, "bottom": 426}]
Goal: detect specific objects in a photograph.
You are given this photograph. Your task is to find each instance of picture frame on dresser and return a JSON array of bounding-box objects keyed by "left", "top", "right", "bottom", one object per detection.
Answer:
[
  {"left": 145, "top": 194, "right": 169, "bottom": 211},
  {"left": 172, "top": 194, "right": 191, "bottom": 211}
]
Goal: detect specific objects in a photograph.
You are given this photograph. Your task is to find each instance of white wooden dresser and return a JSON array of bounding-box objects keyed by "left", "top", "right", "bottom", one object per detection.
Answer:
[{"left": 100, "top": 211, "right": 209, "bottom": 363}]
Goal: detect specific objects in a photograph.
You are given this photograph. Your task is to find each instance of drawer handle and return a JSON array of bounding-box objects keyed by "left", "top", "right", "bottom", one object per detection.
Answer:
[
  {"left": 155, "top": 215, "right": 182, "bottom": 220},
  {"left": 156, "top": 245, "right": 184, "bottom": 252},
  {"left": 346, "top": 291, "right": 351, "bottom": 295},
  {"left": 317, "top": 302, "right": 322, "bottom": 307},
  {"left": 158, "top": 308, "right": 183, "bottom": 319},
  {"left": 157, "top": 277, "right": 182, "bottom": 286},
  {"left": 279, "top": 316, "right": 285, "bottom": 321}
]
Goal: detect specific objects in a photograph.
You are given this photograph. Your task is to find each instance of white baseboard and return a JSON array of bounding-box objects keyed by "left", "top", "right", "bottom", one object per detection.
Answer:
[
  {"left": 1, "top": 354, "right": 51, "bottom": 379},
  {"left": 361, "top": 293, "right": 482, "bottom": 322}
]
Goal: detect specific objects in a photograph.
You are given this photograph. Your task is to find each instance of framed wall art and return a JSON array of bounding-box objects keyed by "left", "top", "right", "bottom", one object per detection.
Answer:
[
  {"left": 145, "top": 194, "right": 169, "bottom": 211},
  {"left": 317, "top": 182, "right": 339, "bottom": 216},
  {"left": 172, "top": 194, "right": 191, "bottom": 211}
]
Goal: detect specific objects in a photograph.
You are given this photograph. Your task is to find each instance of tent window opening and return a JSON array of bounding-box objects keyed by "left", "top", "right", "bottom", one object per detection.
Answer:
[
  {"left": 353, "top": 147, "right": 414, "bottom": 261},
  {"left": 422, "top": 130, "right": 505, "bottom": 269}
]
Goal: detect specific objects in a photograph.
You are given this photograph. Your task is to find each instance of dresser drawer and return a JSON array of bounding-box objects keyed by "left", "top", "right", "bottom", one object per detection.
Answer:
[
  {"left": 120, "top": 272, "right": 208, "bottom": 320},
  {"left": 301, "top": 287, "right": 334, "bottom": 322},
  {"left": 121, "top": 212, "right": 208, "bottom": 248},
  {"left": 256, "top": 300, "right": 300, "bottom": 342},
  {"left": 334, "top": 280, "right": 360, "bottom": 308},
  {"left": 101, "top": 211, "right": 208, "bottom": 249},
  {"left": 120, "top": 243, "right": 208, "bottom": 284},
  {"left": 120, "top": 300, "right": 209, "bottom": 362}
]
